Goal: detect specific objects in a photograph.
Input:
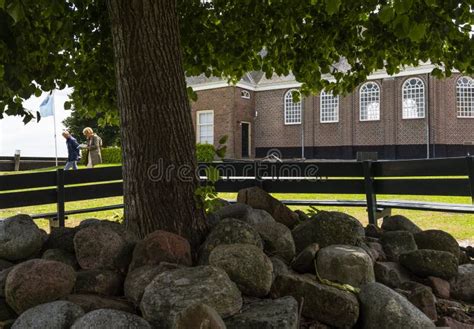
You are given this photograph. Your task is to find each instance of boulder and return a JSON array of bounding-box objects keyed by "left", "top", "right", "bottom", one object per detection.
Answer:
[
  {"left": 5, "top": 259, "right": 76, "bottom": 314},
  {"left": 207, "top": 203, "right": 252, "bottom": 228},
  {"left": 243, "top": 209, "right": 275, "bottom": 225},
  {"left": 253, "top": 219, "right": 296, "bottom": 263},
  {"left": 414, "top": 230, "right": 460, "bottom": 260},
  {"left": 225, "top": 296, "right": 298, "bottom": 329},
  {"left": 43, "top": 227, "right": 77, "bottom": 253},
  {"left": 124, "top": 263, "right": 180, "bottom": 306},
  {"left": 316, "top": 245, "right": 375, "bottom": 288},
  {"left": 292, "top": 211, "right": 365, "bottom": 253},
  {"left": 359, "top": 242, "right": 379, "bottom": 263},
  {"left": 140, "top": 266, "right": 242, "bottom": 328},
  {"left": 198, "top": 218, "right": 263, "bottom": 264},
  {"left": 380, "top": 231, "right": 417, "bottom": 262},
  {"left": 0, "top": 298, "right": 15, "bottom": 321},
  {"left": 291, "top": 243, "right": 319, "bottom": 274},
  {"left": 11, "top": 301, "right": 84, "bottom": 329},
  {"left": 71, "top": 309, "right": 151, "bottom": 329},
  {"left": 0, "top": 267, "right": 14, "bottom": 298},
  {"left": 237, "top": 187, "right": 299, "bottom": 228},
  {"left": 450, "top": 264, "right": 474, "bottom": 303},
  {"left": 62, "top": 294, "right": 135, "bottom": 313},
  {"left": 374, "top": 262, "right": 411, "bottom": 288},
  {"left": 367, "top": 242, "right": 386, "bottom": 261},
  {"left": 436, "top": 298, "right": 474, "bottom": 326},
  {"left": 270, "top": 257, "right": 290, "bottom": 280},
  {"left": 270, "top": 273, "right": 359, "bottom": 328},
  {"left": 0, "top": 215, "right": 44, "bottom": 261},
  {"left": 399, "top": 250, "right": 458, "bottom": 280},
  {"left": 365, "top": 224, "right": 383, "bottom": 238},
  {"left": 129, "top": 230, "right": 192, "bottom": 272},
  {"left": 399, "top": 281, "right": 437, "bottom": 321},
  {"left": 74, "top": 270, "right": 123, "bottom": 296},
  {"left": 0, "top": 260, "right": 13, "bottom": 272},
  {"left": 42, "top": 249, "right": 78, "bottom": 269},
  {"left": 174, "top": 304, "right": 226, "bottom": 329},
  {"left": 74, "top": 222, "right": 138, "bottom": 273},
  {"left": 436, "top": 317, "right": 474, "bottom": 329},
  {"left": 381, "top": 215, "right": 422, "bottom": 234},
  {"left": 294, "top": 210, "right": 309, "bottom": 222},
  {"left": 209, "top": 244, "right": 273, "bottom": 297},
  {"left": 358, "top": 282, "right": 435, "bottom": 329},
  {"left": 426, "top": 276, "right": 450, "bottom": 299}
]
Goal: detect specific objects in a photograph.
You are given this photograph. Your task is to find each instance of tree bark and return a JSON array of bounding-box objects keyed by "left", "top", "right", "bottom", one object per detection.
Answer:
[{"left": 107, "top": 0, "right": 207, "bottom": 248}]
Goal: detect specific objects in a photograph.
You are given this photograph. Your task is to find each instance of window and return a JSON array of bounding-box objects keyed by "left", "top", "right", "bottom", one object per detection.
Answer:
[
  {"left": 360, "top": 82, "right": 380, "bottom": 121},
  {"left": 457, "top": 76, "right": 474, "bottom": 118},
  {"left": 320, "top": 90, "right": 339, "bottom": 123},
  {"left": 241, "top": 90, "right": 250, "bottom": 99},
  {"left": 284, "top": 89, "right": 302, "bottom": 124},
  {"left": 197, "top": 111, "right": 214, "bottom": 144},
  {"left": 402, "top": 78, "right": 425, "bottom": 119}
]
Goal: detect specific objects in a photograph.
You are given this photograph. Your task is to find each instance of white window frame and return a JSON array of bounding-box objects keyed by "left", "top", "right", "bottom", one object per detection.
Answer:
[
  {"left": 196, "top": 110, "right": 214, "bottom": 144},
  {"left": 456, "top": 76, "right": 474, "bottom": 118},
  {"left": 241, "top": 90, "right": 250, "bottom": 99},
  {"left": 320, "top": 90, "right": 339, "bottom": 123},
  {"left": 359, "top": 82, "right": 380, "bottom": 121},
  {"left": 402, "top": 77, "right": 425, "bottom": 119},
  {"left": 284, "top": 89, "right": 302, "bottom": 125}
]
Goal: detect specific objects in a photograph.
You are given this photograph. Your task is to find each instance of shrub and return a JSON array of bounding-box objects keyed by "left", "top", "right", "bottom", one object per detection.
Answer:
[
  {"left": 196, "top": 143, "right": 215, "bottom": 162},
  {"left": 81, "top": 147, "right": 122, "bottom": 165}
]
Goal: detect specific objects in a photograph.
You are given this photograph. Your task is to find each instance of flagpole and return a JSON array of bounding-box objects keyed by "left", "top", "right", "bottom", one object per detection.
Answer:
[{"left": 52, "top": 90, "right": 58, "bottom": 167}]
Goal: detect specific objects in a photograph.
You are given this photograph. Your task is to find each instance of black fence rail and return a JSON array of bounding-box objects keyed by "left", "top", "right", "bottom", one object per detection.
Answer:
[{"left": 1, "top": 157, "right": 474, "bottom": 227}]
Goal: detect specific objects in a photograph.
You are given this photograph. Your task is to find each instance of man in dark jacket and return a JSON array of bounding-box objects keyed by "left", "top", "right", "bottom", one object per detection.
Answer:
[{"left": 62, "top": 131, "right": 81, "bottom": 170}]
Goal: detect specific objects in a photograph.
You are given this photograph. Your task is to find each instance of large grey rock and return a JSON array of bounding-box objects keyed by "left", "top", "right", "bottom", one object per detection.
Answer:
[
  {"left": 174, "top": 304, "right": 226, "bottom": 329},
  {"left": 292, "top": 211, "right": 365, "bottom": 253},
  {"left": 225, "top": 296, "right": 298, "bottom": 329},
  {"left": 359, "top": 282, "right": 435, "bottom": 329},
  {"left": 62, "top": 294, "right": 135, "bottom": 313},
  {"left": 5, "top": 259, "right": 76, "bottom": 314},
  {"left": 129, "top": 230, "right": 192, "bottom": 272},
  {"left": 209, "top": 244, "right": 273, "bottom": 297},
  {"left": 42, "top": 249, "right": 78, "bottom": 269},
  {"left": 374, "top": 262, "right": 411, "bottom": 288},
  {"left": 74, "top": 222, "right": 138, "bottom": 273},
  {"left": 43, "top": 227, "right": 77, "bottom": 253},
  {"left": 11, "top": 301, "right": 84, "bottom": 329},
  {"left": 71, "top": 309, "right": 151, "bottom": 329},
  {"left": 291, "top": 243, "right": 319, "bottom": 274},
  {"left": 270, "top": 273, "right": 359, "bottom": 328},
  {"left": 209, "top": 203, "right": 253, "bottom": 228},
  {"left": 0, "top": 267, "right": 14, "bottom": 298},
  {"left": 0, "top": 215, "right": 44, "bottom": 261},
  {"left": 399, "top": 250, "right": 459, "bottom": 280},
  {"left": 254, "top": 218, "right": 296, "bottom": 263},
  {"left": 316, "top": 245, "right": 375, "bottom": 288},
  {"left": 140, "top": 265, "right": 242, "bottom": 328},
  {"left": 381, "top": 215, "right": 422, "bottom": 234},
  {"left": 450, "top": 264, "right": 474, "bottom": 303},
  {"left": 380, "top": 231, "right": 417, "bottom": 262},
  {"left": 414, "top": 230, "right": 460, "bottom": 260},
  {"left": 237, "top": 187, "right": 299, "bottom": 228},
  {"left": 124, "top": 263, "right": 180, "bottom": 306},
  {"left": 399, "top": 281, "right": 437, "bottom": 321},
  {"left": 74, "top": 269, "right": 123, "bottom": 296},
  {"left": 244, "top": 209, "right": 275, "bottom": 225},
  {"left": 199, "top": 218, "right": 263, "bottom": 264},
  {"left": 270, "top": 257, "right": 290, "bottom": 280}
]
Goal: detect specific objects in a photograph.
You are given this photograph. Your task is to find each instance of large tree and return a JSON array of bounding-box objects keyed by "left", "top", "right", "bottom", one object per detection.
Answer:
[{"left": 1, "top": 0, "right": 472, "bottom": 245}]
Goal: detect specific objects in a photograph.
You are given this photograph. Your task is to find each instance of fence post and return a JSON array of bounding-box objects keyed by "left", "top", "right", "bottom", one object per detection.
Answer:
[
  {"left": 14, "top": 150, "right": 21, "bottom": 171},
  {"left": 466, "top": 156, "right": 474, "bottom": 205},
  {"left": 363, "top": 160, "right": 377, "bottom": 226},
  {"left": 56, "top": 168, "right": 66, "bottom": 227}
]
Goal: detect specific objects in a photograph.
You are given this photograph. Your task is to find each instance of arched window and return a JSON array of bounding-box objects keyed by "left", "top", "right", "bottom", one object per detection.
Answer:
[
  {"left": 360, "top": 82, "right": 380, "bottom": 121},
  {"left": 284, "top": 89, "right": 302, "bottom": 124},
  {"left": 320, "top": 90, "right": 339, "bottom": 123},
  {"left": 241, "top": 90, "right": 250, "bottom": 99},
  {"left": 456, "top": 76, "right": 474, "bottom": 118},
  {"left": 402, "top": 78, "right": 425, "bottom": 119}
]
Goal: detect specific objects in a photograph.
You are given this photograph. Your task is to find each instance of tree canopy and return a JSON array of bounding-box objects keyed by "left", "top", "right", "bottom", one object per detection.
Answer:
[{"left": 1, "top": 0, "right": 473, "bottom": 124}]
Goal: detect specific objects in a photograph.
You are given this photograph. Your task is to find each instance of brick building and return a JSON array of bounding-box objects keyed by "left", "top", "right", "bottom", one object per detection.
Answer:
[{"left": 188, "top": 64, "right": 474, "bottom": 160}]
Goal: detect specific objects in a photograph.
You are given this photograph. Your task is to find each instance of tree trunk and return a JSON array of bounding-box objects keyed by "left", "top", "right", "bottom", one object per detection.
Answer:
[{"left": 107, "top": 0, "right": 207, "bottom": 248}]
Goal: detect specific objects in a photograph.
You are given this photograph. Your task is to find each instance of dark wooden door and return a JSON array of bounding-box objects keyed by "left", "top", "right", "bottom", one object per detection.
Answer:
[{"left": 241, "top": 122, "right": 250, "bottom": 158}]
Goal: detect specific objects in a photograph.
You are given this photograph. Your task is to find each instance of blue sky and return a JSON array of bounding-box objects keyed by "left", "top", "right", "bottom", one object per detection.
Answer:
[{"left": 0, "top": 88, "right": 72, "bottom": 158}]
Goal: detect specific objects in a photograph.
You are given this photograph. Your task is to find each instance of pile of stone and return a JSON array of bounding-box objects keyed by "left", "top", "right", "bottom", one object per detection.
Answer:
[{"left": 0, "top": 186, "right": 473, "bottom": 328}]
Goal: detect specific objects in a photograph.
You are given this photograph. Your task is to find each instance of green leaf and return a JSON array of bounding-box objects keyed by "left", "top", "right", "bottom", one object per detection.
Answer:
[
  {"left": 215, "top": 146, "right": 227, "bottom": 159},
  {"left": 34, "top": 88, "right": 42, "bottom": 97},
  {"left": 394, "top": 15, "right": 410, "bottom": 38},
  {"left": 325, "top": 0, "right": 341, "bottom": 15},
  {"left": 0, "top": 0, "right": 5, "bottom": 10},
  {"left": 394, "top": 0, "right": 413, "bottom": 14},
  {"left": 218, "top": 135, "right": 228, "bottom": 145},
  {"left": 408, "top": 23, "right": 427, "bottom": 42},
  {"left": 187, "top": 86, "right": 197, "bottom": 101},
  {"left": 6, "top": 0, "right": 25, "bottom": 23},
  {"left": 379, "top": 6, "right": 395, "bottom": 23},
  {"left": 64, "top": 101, "right": 72, "bottom": 110}
]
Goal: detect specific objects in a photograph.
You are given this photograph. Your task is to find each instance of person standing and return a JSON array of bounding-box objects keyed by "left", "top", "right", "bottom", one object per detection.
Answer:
[
  {"left": 82, "top": 127, "right": 102, "bottom": 168},
  {"left": 62, "top": 131, "right": 81, "bottom": 170}
]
